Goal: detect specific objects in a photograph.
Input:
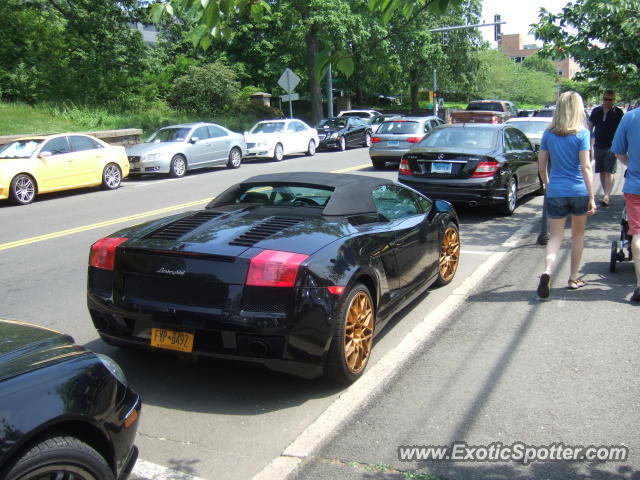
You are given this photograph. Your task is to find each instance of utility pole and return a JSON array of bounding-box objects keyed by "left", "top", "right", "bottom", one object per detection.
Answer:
[{"left": 326, "top": 59, "right": 333, "bottom": 118}]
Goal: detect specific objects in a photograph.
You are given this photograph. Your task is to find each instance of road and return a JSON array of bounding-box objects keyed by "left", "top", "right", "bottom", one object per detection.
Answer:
[{"left": 1, "top": 146, "right": 616, "bottom": 480}]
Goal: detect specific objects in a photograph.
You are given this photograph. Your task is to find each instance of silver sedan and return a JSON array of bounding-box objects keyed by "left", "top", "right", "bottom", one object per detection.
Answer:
[{"left": 126, "top": 122, "right": 246, "bottom": 177}]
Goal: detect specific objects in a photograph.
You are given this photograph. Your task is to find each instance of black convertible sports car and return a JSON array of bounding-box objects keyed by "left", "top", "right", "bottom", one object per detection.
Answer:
[
  {"left": 87, "top": 172, "right": 460, "bottom": 383},
  {"left": 0, "top": 318, "right": 140, "bottom": 480}
]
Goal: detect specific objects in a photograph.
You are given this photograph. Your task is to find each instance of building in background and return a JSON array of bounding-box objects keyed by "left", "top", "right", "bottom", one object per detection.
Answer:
[{"left": 499, "top": 34, "right": 581, "bottom": 79}]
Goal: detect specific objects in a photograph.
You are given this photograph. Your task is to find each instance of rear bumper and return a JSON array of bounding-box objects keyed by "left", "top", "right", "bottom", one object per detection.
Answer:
[
  {"left": 369, "top": 148, "right": 409, "bottom": 161},
  {"left": 87, "top": 288, "right": 335, "bottom": 379},
  {"left": 399, "top": 176, "right": 506, "bottom": 205}
]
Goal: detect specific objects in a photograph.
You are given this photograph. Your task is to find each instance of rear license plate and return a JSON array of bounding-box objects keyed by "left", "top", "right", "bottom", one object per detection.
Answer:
[
  {"left": 431, "top": 162, "right": 452, "bottom": 174},
  {"left": 387, "top": 140, "right": 399, "bottom": 147},
  {"left": 151, "top": 328, "right": 194, "bottom": 352}
]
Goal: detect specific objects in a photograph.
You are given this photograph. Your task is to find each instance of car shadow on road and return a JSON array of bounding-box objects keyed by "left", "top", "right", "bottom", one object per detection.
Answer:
[{"left": 84, "top": 338, "right": 343, "bottom": 415}]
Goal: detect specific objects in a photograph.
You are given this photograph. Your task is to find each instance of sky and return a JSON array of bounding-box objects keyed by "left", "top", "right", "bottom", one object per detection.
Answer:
[{"left": 480, "top": 0, "right": 568, "bottom": 46}]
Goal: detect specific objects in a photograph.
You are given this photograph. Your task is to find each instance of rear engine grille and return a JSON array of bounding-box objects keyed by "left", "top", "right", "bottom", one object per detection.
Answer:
[
  {"left": 145, "top": 211, "right": 222, "bottom": 241},
  {"left": 242, "top": 287, "right": 292, "bottom": 314},
  {"left": 123, "top": 274, "right": 227, "bottom": 308},
  {"left": 229, "top": 216, "right": 304, "bottom": 247}
]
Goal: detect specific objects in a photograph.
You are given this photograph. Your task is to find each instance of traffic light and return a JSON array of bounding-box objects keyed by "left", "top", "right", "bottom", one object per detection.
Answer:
[{"left": 494, "top": 14, "right": 501, "bottom": 41}]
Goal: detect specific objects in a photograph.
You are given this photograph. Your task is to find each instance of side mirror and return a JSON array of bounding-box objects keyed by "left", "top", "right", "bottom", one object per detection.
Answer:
[
  {"left": 534, "top": 144, "right": 540, "bottom": 152},
  {"left": 39, "top": 151, "right": 52, "bottom": 158},
  {"left": 189, "top": 137, "right": 200, "bottom": 144}
]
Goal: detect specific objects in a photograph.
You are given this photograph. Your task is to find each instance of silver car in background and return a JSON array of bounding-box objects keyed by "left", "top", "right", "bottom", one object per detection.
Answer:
[
  {"left": 369, "top": 116, "right": 444, "bottom": 169},
  {"left": 126, "top": 122, "right": 246, "bottom": 178},
  {"left": 505, "top": 117, "right": 552, "bottom": 151}
]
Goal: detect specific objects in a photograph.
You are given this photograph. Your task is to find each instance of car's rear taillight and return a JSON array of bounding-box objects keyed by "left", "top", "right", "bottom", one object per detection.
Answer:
[
  {"left": 90, "top": 237, "right": 128, "bottom": 271},
  {"left": 399, "top": 158, "right": 413, "bottom": 176},
  {"left": 246, "top": 250, "right": 309, "bottom": 287},
  {"left": 406, "top": 137, "right": 421, "bottom": 143},
  {"left": 471, "top": 161, "right": 500, "bottom": 178},
  {"left": 370, "top": 137, "right": 381, "bottom": 143},
  {"left": 491, "top": 117, "right": 498, "bottom": 124}
]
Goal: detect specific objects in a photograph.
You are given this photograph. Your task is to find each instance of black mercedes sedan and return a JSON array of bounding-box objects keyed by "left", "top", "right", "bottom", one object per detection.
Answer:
[
  {"left": 315, "top": 117, "right": 372, "bottom": 151},
  {"left": 398, "top": 123, "right": 542, "bottom": 215},
  {"left": 87, "top": 172, "right": 459, "bottom": 384},
  {"left": 0, "top": 318, "right": 140, "bottom": 480}
]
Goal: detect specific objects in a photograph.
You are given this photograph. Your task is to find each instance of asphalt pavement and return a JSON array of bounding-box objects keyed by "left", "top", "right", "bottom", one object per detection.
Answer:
[{"left": 282, "top": 189, "right": 640, "bottom": 480}]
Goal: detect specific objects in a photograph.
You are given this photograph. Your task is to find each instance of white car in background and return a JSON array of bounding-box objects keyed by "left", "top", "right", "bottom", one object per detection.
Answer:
[
  {"left": 506, "top": 117, "right": 552, "bottom": 151},
  {"left": 244, "top": 119, "right": 319, "bottom": 161},
  {"left": 337, "top": 109, "right": 382, "bottom": 120}
]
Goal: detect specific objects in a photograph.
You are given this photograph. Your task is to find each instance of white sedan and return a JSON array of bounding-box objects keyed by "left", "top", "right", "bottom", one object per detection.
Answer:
[{"left": 244, "top": 119, "right": 319, "bottom": 161}]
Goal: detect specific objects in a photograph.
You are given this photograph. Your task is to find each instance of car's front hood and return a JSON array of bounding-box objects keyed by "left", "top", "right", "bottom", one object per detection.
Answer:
[
  {"left": 126, "top": 142, "right": 180, "bottom": 156},
  {"left": 0, "top": 319, "right": 89, "bottom": 381},
  {"left": 244, "top": 133, "right": 281, "bottom": 145}
]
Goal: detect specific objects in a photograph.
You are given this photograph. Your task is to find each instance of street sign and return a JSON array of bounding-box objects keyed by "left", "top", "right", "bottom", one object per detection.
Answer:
[
  {"left": 280, "top": 93, "right": 299, "bottom": 102},
  {"left": 278, "top": 68, "right": 300, "bottom": 93}
]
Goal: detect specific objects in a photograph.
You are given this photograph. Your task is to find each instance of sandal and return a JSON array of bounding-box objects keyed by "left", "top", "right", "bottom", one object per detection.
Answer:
[
  {"left": 537, "top": 273, "right": 551, "bottom": 298},
  {"left": 568, "top": 278, "right": 586, "bottom": 290}
]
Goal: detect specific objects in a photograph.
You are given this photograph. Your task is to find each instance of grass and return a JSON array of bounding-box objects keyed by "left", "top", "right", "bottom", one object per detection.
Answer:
[{"left": 0, "top": 101, "right": 262, "bottom": 137}]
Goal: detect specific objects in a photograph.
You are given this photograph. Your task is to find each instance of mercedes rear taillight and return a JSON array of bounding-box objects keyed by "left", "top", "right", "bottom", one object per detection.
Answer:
[
  {"left": 90, "top": 237, "right": 128, "bottom": 271},
  {"left": 371, "top": 137, "right": 381, "bottom": 143},
  {"left": 471, "top": 161, "right": 500, "bottom": 178},
  {"left": 406, "top": 137, "right": 421, "bottom": 143},
  {"left": 399, "top": 158, "right": 413, "bottom": 176},
  {"left": 246, "top": 250, "right": 309, "bottom": 287}
]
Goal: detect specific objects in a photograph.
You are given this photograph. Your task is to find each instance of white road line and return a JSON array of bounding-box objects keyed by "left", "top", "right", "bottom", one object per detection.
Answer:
[{"left": 460, "top": 249, "right": 493, "bottom": 255}]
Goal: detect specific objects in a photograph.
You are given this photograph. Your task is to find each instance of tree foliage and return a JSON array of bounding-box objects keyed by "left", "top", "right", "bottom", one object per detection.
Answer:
[
  {"left": 531, "top": 0, "right": 640, "bottom": 98},
  {"left": 521, "top": 54, "right": 556, "bottom": 76}
]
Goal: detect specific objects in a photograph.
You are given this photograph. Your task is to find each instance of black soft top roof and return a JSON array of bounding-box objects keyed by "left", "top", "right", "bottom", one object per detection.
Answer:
[{"left": 208, "top": 172, "right": 391, "bottom": 216}]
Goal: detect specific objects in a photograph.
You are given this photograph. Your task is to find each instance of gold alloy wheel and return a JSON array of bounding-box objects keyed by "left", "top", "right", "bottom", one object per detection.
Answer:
[
  {"left": 439, "top": 226, "right": 460, "bottom": 282},
  {"left": 343, "top": 291, "right": 374, "bottom": 374}
]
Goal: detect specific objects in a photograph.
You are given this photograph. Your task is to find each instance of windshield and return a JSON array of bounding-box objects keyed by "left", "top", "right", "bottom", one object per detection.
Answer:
[
  {"left": 467, "top": 102, "right": 503, "bottom": 112},
  {"left": 249, "top": 122, "right": 285, "bottom": 134},
  {"left": 317, "top": 118, "right": 347, "bottom": 129},
  {"left": 377, "top": 121, "right": 419, "bottom": 135},
  {"left": 146, "top": 127, "right": 191, "bottom": 143},
  {"left": 234, "top": 184, "right": 333, "bottom": 207},
  {"left": 0, "top": 139, "right": 43, "bottom": 158},
  {"left": 419, "top": 127, "right": 498, "bottom": 149},
  {"left": 508, "top": 121, "right": 550, "bottom": 137},
  {"left": 340, "top": 112, "right": 370, "bottom": 118}
]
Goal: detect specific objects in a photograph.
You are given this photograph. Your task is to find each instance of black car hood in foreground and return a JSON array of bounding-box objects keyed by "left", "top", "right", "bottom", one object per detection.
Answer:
[{"left": 0, "top": 319, "right": 88, "bottom": 382}]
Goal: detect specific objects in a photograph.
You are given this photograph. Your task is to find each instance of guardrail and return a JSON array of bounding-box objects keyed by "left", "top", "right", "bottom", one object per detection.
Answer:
[{"left": 0, "top": 128, "right": 143, "bottom": 148}]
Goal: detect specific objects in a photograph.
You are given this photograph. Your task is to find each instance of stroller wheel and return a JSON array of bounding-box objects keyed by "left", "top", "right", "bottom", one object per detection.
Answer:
[{"left": 610, "top": 240, "right": 617, "bottom": 273}]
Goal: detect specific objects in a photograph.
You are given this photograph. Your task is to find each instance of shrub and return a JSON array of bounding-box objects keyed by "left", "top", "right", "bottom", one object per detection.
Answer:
[{"left": 167, "top": 62, "right": 240, "bottom": 115}]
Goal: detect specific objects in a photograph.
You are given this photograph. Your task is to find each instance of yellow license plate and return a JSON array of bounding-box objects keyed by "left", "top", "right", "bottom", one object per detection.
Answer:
[{"left": 151, "top": 328, "right": 194, "bottom": 353}]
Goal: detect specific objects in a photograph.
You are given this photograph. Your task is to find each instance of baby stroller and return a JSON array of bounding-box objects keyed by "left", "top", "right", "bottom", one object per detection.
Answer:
[{"left": 610, "top": 205, "right": 634, "bottom": 272}]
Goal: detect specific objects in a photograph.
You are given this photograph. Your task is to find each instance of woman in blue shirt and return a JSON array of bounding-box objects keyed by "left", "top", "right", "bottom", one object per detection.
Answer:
[{"left": 537, "top": 91, "right": 596, "bottom": 298}]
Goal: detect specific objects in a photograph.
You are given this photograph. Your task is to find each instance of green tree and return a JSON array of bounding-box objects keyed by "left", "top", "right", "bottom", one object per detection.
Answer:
[
  {"left": 531, "top": 0, "right": 640, "bottom": 98},
  {"left": 521, "top": 54, "right": 556, "bottom": 76}
]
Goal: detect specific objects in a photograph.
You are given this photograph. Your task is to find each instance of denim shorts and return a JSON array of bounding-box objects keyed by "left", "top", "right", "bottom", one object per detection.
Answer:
[
  {"left": 546, "top": 196, "right": 589, "bottom": 218},
  {"left": 594, "top": 148, "right": 617, "bottom": 173}
]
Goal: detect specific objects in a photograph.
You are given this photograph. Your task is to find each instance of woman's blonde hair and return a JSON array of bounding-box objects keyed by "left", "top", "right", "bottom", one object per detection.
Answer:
[{"left": 549, "top": 91, "right": 586, "bottom": 136}]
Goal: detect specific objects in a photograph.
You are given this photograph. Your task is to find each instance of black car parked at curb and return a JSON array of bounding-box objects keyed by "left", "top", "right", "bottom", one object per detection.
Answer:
[
  {"left": 315, "top": 117, "right": 372, "bottom": 151},
  {"left": 87, "top": 172, "right": 460, "bottom": 384},
  {"left": 0, "top": 318, "right": 140, "bottom": 480}
]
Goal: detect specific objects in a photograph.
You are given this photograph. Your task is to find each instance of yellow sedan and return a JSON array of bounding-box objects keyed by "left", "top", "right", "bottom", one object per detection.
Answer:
[{"left": 0, "top": 133, "right": 129, "bottom": 205}]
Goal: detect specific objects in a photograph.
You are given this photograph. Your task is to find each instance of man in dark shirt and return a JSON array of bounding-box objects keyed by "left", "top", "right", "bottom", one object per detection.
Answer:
[{"left": 588, "top": 90, "right": 624, "bottom": 206}]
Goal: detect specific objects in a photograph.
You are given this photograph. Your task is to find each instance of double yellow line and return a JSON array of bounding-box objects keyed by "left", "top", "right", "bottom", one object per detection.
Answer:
[{"left": 0, "top": 164, "right": 371, "bottom": 251}]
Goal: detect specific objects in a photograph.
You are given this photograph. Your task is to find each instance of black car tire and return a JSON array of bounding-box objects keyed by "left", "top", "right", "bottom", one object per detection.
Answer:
[
  {"left": 371, "top": 158, "right": 386, "bottom": 169},
  {"left": 306, "top": 139, "right": 316, "bottom": 156},
  {"left": 9, "top": 174, "right": 36, "bottom": 205},
  {"left": 434, "top": 222, "right": 460, "bottom": 287},
  {"left": 338, "top": 137, "right": 346, "bottom": 151},
  {"left": 5, "top": 436, "right": 115, "bottom": 480},
  {"left": 273, "top": 143, "right": 284, "bottom": 161},
  {"left": 324, "top": 283, "right": 375, "bottom": 384},
  {"left": 101, "top": 163, "right": 122, "bottom": 190},
  {"left": 499, "top": 176, "right": 518, "bottom": 215},
  {"left": 170, "top": 155, "right": 187, "bottom": 178},
  {"left": 363, "top": 132, "right": 371, "bottom": 147},
  {"left": 227, "top": 147, "right": 242, "bottom": 169}
]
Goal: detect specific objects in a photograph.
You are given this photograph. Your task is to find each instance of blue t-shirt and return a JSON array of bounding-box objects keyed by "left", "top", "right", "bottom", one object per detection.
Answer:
[
  {"left": 611, "top": 107, "right": 640, "bottom": 195},
  {"left": 540, "top": 128, "right": 591, "bottom": 198}
]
